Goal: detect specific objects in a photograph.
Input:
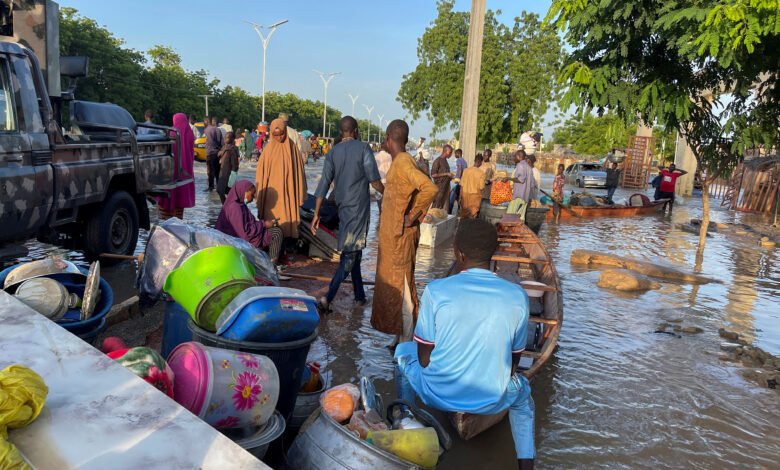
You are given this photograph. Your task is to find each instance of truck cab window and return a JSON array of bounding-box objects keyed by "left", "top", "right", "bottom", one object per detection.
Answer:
[
  {"left": 10, "top": 55, "right": 43, "bottom": 133},
  {"left": 0, "top": 58, "right": 16, "bottom": 131}
]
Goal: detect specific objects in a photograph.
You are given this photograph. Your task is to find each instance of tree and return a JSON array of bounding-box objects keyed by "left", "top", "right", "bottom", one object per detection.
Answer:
[
  {"left": 398, "top": 0, "right": 562, "bottom": 145},
  {"left": 547, "top": 0, "right": 780, "bottom": 253},
  {"left": 551, "top": 113, "right": 675, "bottom": 158},
  {"left": 59, "top": 7, "right": 146, "bottom": 118}
]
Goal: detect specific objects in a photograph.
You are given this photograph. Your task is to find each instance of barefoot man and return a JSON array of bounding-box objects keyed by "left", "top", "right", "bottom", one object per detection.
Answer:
[{"left": 372, "top": 120, "right": 438, "bottom": 345}]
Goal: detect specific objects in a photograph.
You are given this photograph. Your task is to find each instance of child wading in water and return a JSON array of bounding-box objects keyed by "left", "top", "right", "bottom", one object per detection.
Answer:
[{"left": 552, "top": 163, "right": 565, "bottom": 219}]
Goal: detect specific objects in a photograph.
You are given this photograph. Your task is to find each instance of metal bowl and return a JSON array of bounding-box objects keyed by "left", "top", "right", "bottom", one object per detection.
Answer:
[{"left": 3, "top": 257, "right": 85, "bottom": 292}]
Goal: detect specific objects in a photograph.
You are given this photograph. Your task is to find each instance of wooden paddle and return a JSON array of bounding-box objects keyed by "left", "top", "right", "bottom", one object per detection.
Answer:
[
  {"left": 539, "top": 189, "right": 580, "bottom": 218},
  {"left": 100, "top": 253, "right": 145, "bottom": 263}
]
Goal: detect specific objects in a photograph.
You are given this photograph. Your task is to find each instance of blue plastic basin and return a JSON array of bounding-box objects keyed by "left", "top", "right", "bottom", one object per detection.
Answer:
[{"left": 215, "top": 286, "right": 319, "bottom": 343}]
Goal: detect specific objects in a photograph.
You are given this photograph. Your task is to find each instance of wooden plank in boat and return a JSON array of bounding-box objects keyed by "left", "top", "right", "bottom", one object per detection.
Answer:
[
  {"left": 529, "top": 316, "right": 559, "bottom": 325},
  {"left": 491, "top": 254, "right": 548, "bottom": 265}
]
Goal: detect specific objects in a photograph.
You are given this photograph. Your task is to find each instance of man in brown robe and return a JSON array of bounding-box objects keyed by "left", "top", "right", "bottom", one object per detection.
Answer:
[
  {"left": 459, "top": 154, "right": 485, "bottom": 219},
  {"left": 255, "top": 118, "right": 307, "bottom": 239},
  {"left": 372, "top": 120, "right": 438, "bottom": 343},
  {"left": 430, "top": 144, "right": 453, "bottom": 210}
]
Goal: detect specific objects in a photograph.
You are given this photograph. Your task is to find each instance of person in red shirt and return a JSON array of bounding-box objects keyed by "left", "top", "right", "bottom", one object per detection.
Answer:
[{"left": 656, "top": 163, "right": 688, "bottom": 212}]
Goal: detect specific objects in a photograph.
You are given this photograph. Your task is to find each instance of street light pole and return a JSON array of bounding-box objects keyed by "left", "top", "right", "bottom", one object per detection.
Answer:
[
  {"left": 348, "top": 93, "right": 359, "bottom": 116},
  {"left": 363, "top": 104, "right": 374, "bottom": 143},
  {"left": 376, "top": 113, "right": 384, "bottom": 144},
  {"left": 245, "top": 19, "right": 288, "bottom": 123},
  {"left": 198, "top": 94, "right": 214, "bottom": 117},
  {"left": 314, "top": 70, "right": 340, "bottom": 137}
]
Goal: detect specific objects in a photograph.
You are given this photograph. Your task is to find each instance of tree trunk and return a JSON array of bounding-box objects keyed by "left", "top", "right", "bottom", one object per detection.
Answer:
[{"left": 698, "top": 180, "right": 710, "bottom": 253}]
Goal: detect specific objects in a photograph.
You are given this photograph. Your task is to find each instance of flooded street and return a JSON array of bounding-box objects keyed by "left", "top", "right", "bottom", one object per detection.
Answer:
[{"left": 5, "top": 156, "right": 779, "bottom": 469}]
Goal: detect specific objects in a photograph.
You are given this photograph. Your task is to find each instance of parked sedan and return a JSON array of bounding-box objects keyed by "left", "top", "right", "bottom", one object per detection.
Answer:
[{"left": 564, "top": 162, "right": 608, "bottom": 188}]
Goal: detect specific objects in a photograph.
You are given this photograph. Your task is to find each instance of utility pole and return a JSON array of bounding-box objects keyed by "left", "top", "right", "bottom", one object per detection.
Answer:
[
  {"left": 458, "top": 0, "right": 486, "bottom": 166},
  {"left": 245, "top": 19, "right": 288, "bottom": 123},
  {"left": 348, "top": 93, "right": 359, "bottom": 116},
  {"left": 363, "top": 104, "right": 374, "bottom": 143},
  {"left": 314, "top": 70, "right": 340, "bottom": 138},
  {"left": 198, "top": 94, "right": 214, "bottom": 117}
]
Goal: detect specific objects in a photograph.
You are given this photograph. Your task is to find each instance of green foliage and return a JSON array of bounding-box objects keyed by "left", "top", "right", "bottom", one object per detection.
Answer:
[
  {"left": 59, "top": 8, "right": 343, "bottom": 134},
  {"left": 551, "top": 113, "right": 679, "bottom": 160},
  {"left": 398, "top": 0, "right": 562, "bottom": 144},
  {"left": 547, "top": 0, "right": 780, "bottom": 180},
  {"left": 59, "top": 7, "right": 146, "bottom": 117}
]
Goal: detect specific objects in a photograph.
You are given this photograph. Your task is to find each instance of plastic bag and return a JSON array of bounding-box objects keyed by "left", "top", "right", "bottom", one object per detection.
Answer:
[
  {"left": 490, "top": 180, "right": 514, "bottom": 205},
  {"left": 347, "top": 409, "right": 388, "bottom": 439},
  {"left": 320, "top": 383, "right": 360, "bottom": 422}
]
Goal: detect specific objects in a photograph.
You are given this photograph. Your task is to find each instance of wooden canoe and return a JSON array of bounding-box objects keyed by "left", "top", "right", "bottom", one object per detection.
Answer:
[
  {"left": 446, "top": 214, "right": 563, "bottom": 440},
  {"left": 544, "top": 199, "right": 667, "bottom": 219}
]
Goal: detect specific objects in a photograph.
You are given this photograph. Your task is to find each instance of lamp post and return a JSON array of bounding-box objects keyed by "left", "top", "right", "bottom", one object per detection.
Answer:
[
  {"left": 245, "top": 19, "right": 288, "bottom": 123},
  {"left": 362, "top": 104, "right": 373, "bottom": 143},
  {"left": 198, "top": 94, "right": 213, "bottom": 117},
  {"left": 376, "top": 113, "right": 384, "bottom": 140},
  {"left": 348, "top": 93, "right": 359, "bottom": 116},
  {"left": 314, "top": 70, "right": 340, "bottom": 138}
]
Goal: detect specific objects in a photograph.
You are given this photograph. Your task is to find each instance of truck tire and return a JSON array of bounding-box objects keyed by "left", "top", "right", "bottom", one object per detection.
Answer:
[
  {"left": 84, "top": 190, "right": 139, "bottom": 264},
  {"left": 577, "top": 179, "right": 584, "bottom": 188}
]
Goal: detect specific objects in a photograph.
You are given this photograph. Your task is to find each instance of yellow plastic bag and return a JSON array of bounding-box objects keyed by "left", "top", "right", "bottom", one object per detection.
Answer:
[{"left": 0, "top": 365, "right": 48, "bottom": 470}]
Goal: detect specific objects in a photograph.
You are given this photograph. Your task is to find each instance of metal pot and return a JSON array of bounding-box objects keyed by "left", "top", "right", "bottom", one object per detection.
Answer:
[{"left": 14, "top": 278, "right": 78, "bottom": 320}]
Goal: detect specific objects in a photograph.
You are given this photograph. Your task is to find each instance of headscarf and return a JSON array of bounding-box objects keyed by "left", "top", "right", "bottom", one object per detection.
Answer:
[
  {"left": 215, "top": 180, "right": 272, "bottom": 250},
  {"left": 156, "top": 112, "right": 195, "bottom": 210},
  {"left": 254, "top": 118, "right": 307, "bottom": 237}
]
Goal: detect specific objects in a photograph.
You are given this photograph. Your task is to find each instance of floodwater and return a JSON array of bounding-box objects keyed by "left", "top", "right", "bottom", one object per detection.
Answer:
[{"left": 5, "top": 154, "right": 779, "bottom": 469}]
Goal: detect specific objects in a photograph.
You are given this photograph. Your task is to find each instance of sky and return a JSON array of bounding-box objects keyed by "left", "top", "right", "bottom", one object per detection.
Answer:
[{"left": 61, "top": 0, "right": 553, "bottom": 140}]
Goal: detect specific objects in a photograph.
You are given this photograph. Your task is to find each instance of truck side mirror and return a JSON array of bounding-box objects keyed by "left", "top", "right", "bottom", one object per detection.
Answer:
[{"left": 60, "top": 56, "right": 89, "bottom": 101}]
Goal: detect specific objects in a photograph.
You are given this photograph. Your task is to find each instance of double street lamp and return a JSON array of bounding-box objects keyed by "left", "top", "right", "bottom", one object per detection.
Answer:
[
  {"left": 314, "top": 70, "right": 341, "bottom": 137},
  {"left": 363, "top": 104, "right": 374, "bottom": 143},
  {"left": 245, "top": 19, "right": 289, "bottom": 123},
  {"left": 348, "top": 93, "right": 359, "bottom": 117}
]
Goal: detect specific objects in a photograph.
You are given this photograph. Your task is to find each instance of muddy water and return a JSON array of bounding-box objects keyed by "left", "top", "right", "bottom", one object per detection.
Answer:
[{"left": 6, "top": 156, "right": 779, "bottom": 469}]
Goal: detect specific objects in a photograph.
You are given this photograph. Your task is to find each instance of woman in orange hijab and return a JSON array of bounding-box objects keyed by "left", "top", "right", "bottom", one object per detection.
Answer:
[{"left": 255, "top": 118, "right": 307, "bottom": 238}]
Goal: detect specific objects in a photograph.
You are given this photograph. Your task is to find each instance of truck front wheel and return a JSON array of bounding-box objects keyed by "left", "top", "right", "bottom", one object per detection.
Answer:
[{"left": 84, "top": 190, "right": 139, "bottom": 264}]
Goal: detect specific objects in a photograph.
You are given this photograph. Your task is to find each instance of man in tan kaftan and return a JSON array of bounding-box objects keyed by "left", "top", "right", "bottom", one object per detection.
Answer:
[
  {"left": 459, "top": 154, "right": 485, "bottom": 219},
  {"left": 371, "top": 120, "right": 438, "bottom": 344}
]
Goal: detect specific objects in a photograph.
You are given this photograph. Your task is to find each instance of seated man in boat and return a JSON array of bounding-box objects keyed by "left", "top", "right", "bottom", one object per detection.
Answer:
[{"left": 394, "top": 219, "right": 535, "bottom": 469}]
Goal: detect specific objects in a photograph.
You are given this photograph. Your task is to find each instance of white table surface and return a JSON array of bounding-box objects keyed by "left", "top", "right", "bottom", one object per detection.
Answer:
[{"left": 0, "top": 292, "right": 271, "bottom": 470}]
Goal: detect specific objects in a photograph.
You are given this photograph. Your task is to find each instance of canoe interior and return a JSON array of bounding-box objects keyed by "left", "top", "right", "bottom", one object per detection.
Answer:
[
  {"left": 446, "top": 215, "right": 563, "bottom": 440},
  {"left": 544, "top": 199, "right": 667, "bottom": 219}
]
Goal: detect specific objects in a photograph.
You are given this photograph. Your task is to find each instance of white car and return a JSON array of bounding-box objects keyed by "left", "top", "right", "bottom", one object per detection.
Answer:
[{"left": 564, "top": 162, "right": 608, "bottom": 188}]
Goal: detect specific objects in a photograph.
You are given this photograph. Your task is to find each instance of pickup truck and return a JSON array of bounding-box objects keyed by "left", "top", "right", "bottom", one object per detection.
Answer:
[{"left": 0, "top": 41, "right": 189, "bottom": 262}]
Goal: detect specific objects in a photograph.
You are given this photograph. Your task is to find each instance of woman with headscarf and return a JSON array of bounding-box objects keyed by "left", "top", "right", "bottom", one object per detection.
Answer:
[
  {"left": 215, "top": 180, "right": 284, "bottom": 263},
  {"left": 254, "top": 118, "right": 307, "bottom": 240},
  {"left": 217, "top": 131, "right": 239, "bottom": 204},
  {"left": 155, "top": 112, "right": 195, "bottom": 219},
  {"left": 238, "top": 128, "right": 255, "bottom": 161}
]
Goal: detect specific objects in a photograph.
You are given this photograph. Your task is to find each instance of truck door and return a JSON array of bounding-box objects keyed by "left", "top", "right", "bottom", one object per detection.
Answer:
[
  {"left": 8, "top": 52, "right": 53, "bottom": 234},
  {"left": 0, "top": 54, "right": 35, "bottom": 241}
]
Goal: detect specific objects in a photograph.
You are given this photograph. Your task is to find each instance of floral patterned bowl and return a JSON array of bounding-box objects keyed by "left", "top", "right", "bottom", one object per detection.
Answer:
[{"left": 167, "top": 342, "right": 279, "bottom": 429}]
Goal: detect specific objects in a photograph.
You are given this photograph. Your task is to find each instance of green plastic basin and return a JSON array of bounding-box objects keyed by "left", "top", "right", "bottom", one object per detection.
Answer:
[{"left": 164, "top": 246, "right": 256, "bottom": 331}]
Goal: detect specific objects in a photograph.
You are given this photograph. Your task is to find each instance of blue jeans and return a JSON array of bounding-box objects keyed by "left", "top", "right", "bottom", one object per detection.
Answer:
[
  {"left": 326, "top": 250, "right": 365, "bottom": 303},
  {"left": 606, "top": 186, "right": 617, "bottom": 202},
  {"left": 394, "top": 342, "right": 535, "bottom": 459}
]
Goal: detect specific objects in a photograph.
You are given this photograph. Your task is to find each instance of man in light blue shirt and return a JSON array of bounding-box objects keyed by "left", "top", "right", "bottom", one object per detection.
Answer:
[{"left": 394, "top": 219, "right": 535, "bottom": 468}]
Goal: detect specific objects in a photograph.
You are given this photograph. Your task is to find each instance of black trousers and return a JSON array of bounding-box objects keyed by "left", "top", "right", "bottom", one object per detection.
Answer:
[{"left": 206, "top": 155, "right": 220, "bottom": 189}]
